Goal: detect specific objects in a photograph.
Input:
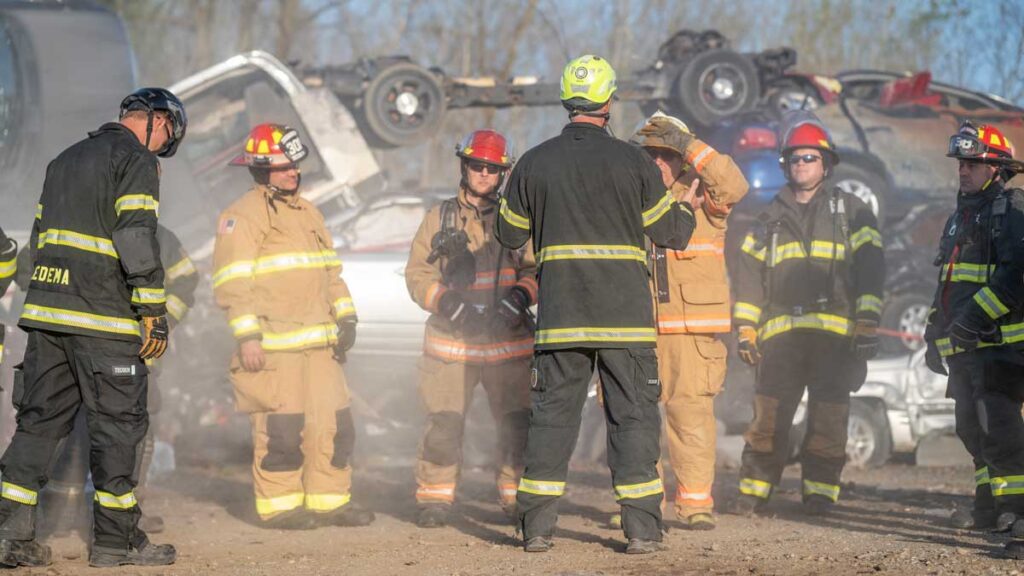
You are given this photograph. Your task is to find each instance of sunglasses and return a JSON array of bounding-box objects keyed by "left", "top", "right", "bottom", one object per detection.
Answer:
[
  {"left": 467, "top": 161, "right": 502, "bottom": 175},
  {"left": 789, "top": 154, "right": 822, "bottom": 165}
]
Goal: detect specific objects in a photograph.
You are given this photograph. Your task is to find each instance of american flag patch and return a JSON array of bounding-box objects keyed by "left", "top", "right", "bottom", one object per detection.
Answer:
[{"left": 219, "top": 217, "right": 236, "bottom": 235}]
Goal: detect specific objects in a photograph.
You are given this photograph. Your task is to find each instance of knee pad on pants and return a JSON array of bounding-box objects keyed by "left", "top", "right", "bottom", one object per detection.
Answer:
[
  {"left": 261, "top": 414, "right": 304, "bottom": 472},
  {"left": 501, "top": 410, "right": 530, "bottom": 464},
  {"left": 331, "top": 408, "right": 355, "bottom": 468},
  {"left": 422, "top": 411, "right": 464, "bottom": 466}
]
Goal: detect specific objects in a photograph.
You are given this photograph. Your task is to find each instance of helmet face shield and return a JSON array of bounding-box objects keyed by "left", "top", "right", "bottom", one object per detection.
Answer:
[{"left": 948, "top": 133, "right": 985, "bottom": 159}]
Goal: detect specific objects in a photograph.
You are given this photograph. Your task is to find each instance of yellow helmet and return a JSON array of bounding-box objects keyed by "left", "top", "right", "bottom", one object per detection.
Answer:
[{"left": 560, "top": 55, "right": 617, "bottom": 110}]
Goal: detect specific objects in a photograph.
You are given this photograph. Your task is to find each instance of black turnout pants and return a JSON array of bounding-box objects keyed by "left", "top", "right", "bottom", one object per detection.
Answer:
[
  {"left": 517, "top": 347, "right": 664, "bottom": 542},
  {"left": 947, "top": 350, "right": 1024, "bottom": 518},
  {"left": 0, "top": 329, "right": 149, "bottom": 549}
]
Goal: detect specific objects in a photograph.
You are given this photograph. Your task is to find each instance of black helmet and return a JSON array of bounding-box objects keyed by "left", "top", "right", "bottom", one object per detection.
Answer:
[{"left": 119, "top": 87, "right": 187, "bottom": 158}]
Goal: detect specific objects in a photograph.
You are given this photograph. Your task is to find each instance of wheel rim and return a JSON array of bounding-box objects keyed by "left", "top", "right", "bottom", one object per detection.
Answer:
[
  {"left": 846, "top": 413, "right": 876, "bottom": 467},
  {"left": 774, "top": 90, "right": 819, "bottom": 113},
  {"left": 372, "top": 75, "right": 437, "bottom": 135},
  {"left": 897, "top": 303, "right": 930, "bottom": 351},
  {"left": 836, "top": 178, "right": 879, "bottom": 217},
  {"left": 697, "top": 62, "right": 749, "bottom": 116}
]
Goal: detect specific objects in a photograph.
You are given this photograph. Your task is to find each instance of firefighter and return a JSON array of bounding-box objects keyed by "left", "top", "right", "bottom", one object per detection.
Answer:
[
  {"left": 0, "top": 88, "right": 186, "bottom": 568},
  {"left": 405, "top": 129, "right": 536, "bottom": 528},
  {"left": 922, "top": 122, "right": 1024, "bottom": 557},
  {"left": 728, "top": 110, "right": 884, "bottom": 517},
  {"left": 631, "top": 112, "right": 749, "bottom": 530},
  {"left": 496, "top": 55, "right": 696, "bottom": 554},
  {"left": 38, "top": 224, "right": 198, "bottom": 538},
  {"left": 0, "top": 228, "right": 16, "bottom": 366},
  {"left": 213, "top": 123, "right": 374, "bottom": 529}
]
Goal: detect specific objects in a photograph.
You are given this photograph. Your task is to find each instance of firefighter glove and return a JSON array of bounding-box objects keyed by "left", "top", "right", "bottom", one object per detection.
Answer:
[
  {"left": 852, "top": 319, "right": 879, "bottom": 361},
  {"left": 924, "top": 342, "right": 947, "bottom": 376},
  {"left": 492, "top": 285, "right": 531, "bottom": 330},
  {"left": 139, "top": 315, "right": 169, "bottom": 360},
  {"left": 438, "top": 291, "right": 468, "bottom": 324},
  {"left": 337, "top": 319, "right": 357, "bottom": 353},
  {"left": 736, "top": 325, "right": 761, "bottom": 365}
]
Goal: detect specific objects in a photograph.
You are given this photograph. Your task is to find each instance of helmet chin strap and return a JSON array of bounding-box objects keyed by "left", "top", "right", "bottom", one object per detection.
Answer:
[{"left": 144, "top": 111, "right": 154, "bottom": 151}]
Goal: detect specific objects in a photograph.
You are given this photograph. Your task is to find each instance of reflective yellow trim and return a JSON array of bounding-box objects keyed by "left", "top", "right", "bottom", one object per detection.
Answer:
[
  {"left": 939, "top": 263, "right": 995, "bottom": 284},
  {"left": 974, "top": 287, "right": 1010, "bottom": 320},
  {"left": 256, "top": 492, "right": 305, "bottom": 517},
  {"left": 536, "top": 244, "right": 646, "bottom": 264},
  {"left": 499, "top": 197, "right": 530, "bottom": 230},
  {"left": 856, "top": 294, "right": 883, "bottom": 316},
  {"left": 536, "top": 326, "right": 657, "bottom": 345},
  {"left": 0, "top": 256, "right": 15, "bottom": 279},
  {"left": 976, "top": 466, "right": 990, "bottom": 487},
  {"left": 95, "top": 490, "right": 138, "bottom": 509},
  {"left": 333, "top": 297, "right": 356, "bottom": 320},
  {"left": 614, "top": 478, "right": 664, "bottom": 500},
  {"left": 213, "top": 260, "right": 255, "bottom": 288},
  {"left": 166, "top": 294, "right": 187, "bottom": 321},
  {"left": 642, "top": 191, "right": 673, "bottom": 227},
  {"left": 229, "top": 314, "right": 261, "bottom": 338},
  {"left": 740, "top": 233, "right": 766, "bottom": 262},
  {"left": 759, "top": 313, "right": 852, "bottom": 343},
  {"left": 518, "top": 478, "right": 565, "bottom": 496},
  {"left": 1, "top": 482, "right": 37, "bottom": 505},
  {"left": 262, "top": 323, "right": 338, "bottom": 351},
  {"left": 809, "top": 240, "right": 846, "bottom": 261},
  {"left": 733, "top": 302, "right": 762, "bottom": 324},
  {"left": 850, "top": 226, "right": 883, "bottom": 251},
  {"left": 35, "top": 203, "right": 42, "bottom": 220},
  {"left": 114, "top": 194, "right": 159, "bottom": 217},
  {"left": 991, "top": 475, "right": 1024, "bottom": 497},
  {"left": 37, "top": 228, "right": 118, "bottom": 258},
  {"left": 131, "top": 287, "right": 166, "bottom": 305},
  {"left": 305, "top": 493, "right": 351, "bottom": 512},
  {"left": 937, "top": 321, "right": 1024, "bottom": 357},
  {"left": 166, "top": 256, "right": 197, "bottom": 281},
  {"left": 21, "top": 304, "right": 139, "bottom": 336},
  {"left": 802, "top": 479, "right": 840, "bottom": 502},
  {"left": 739, "top": 478, "right": 771, "bottom": 499}
]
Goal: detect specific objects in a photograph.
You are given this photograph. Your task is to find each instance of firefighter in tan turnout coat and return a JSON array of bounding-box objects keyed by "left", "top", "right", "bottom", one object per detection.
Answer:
[
  {"left": 633, "top": 113, "right": 749, "bottom": 529},
  {"left": 406, "top": 130, "right": 537, "bottom": 528},
  {"left": 213, "top": 123, "right": 374, "bottom": 529}
]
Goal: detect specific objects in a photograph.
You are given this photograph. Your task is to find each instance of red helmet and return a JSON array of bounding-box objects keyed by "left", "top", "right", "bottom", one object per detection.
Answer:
[
  {"left": 455, "top": 130, "right": 514, "bottom": 168},
  {"left": 778, "top": 111, "right": 839, "bottom": 165},
  {"left": 947, "top": 121, "right": 1013, "bottom": 162},
  {"left": 230, "top": 123, "right": 308, "bottom": 168}
]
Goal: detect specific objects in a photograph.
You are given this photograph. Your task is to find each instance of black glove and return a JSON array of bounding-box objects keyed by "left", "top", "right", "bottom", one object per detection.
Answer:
[
  {"left": 438, "top": 290, "right": 487, "bottom": 337},
  {"left": 337, "top": 319, "right": 357, "bottom": 353},
  {"left": 949, "top": 318, "right": 1000, "bottom": 352},
  {"left": 924, "top": 343, "right": 947, "bottom": 376},
  {"left": 443, "top": 248, "right": 477, "bottom": 290},
  {"left": 852, "top": 319, "right": 880, "bottom": 361},
  {"left": 492, "top": 286, "right": 531, "bottom": 331}
]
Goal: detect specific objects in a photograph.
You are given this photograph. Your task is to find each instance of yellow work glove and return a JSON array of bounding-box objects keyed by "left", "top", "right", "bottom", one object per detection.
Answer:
[
  {"left": 139, "top": 316, "right": 169, "bottom": 360},
  {"left": 737, "top": 325, "right": 761, "bottom": 365}
]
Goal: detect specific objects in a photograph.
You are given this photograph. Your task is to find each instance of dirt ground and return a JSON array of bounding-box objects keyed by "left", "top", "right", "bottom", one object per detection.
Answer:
[{"left": 20, "top": 458, "right": 1024, "bottom": 576}]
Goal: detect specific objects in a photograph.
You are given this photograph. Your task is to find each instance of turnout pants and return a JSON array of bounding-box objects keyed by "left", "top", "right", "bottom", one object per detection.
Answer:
[
  {"left": 0, "top": 330, "right": 149, "bottom": 549},
  {"left": 947, "top": 351, "right": 1024, "bottom": 518},
  {"left": 738, "top": 332, "right": 863, "bottom": 504},
  {"left": 415, "top": 356, "right": 531, "bottom": 508},
  {"left": 517, "top": 348, "right": 664, "bottom": 542},
  {"left": 658, "top": 333, "right": 727, "bottom": 518},
  {"left": 230, "top": 347, "right": 355, "bottom": 521}
]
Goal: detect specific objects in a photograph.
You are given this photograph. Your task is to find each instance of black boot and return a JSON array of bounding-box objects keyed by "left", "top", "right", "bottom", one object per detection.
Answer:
[
  {"left": 625, "top": 538, "right": 668, "bottom": 554},
  {"left": 89, "top": 538, "right": 176, "bottom": 567},
  {"left": 725, "top": 494, "right": 761, "bottom": 517},
  {"left": 523, "top": 536, "right": 553, "bottom": 553},
  {"left": 802, "top": 495, "right": 835, "bottom": 516},
  {"left": 321, "top": 502, "right": 375, "bottom": 527},
  {"left": 0, "top": 538, "right": 51, "bottom": 567},
  {"left": 417, "top": 504, "right": 450, "bottom": 528},
  {"left": 260, "top": 508, "right": 316, "bottom": 530}
]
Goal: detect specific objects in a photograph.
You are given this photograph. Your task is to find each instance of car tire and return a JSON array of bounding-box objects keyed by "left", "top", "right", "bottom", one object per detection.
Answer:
[
  {"left": 831, "top": 162, "right": 888, "bottom": 223},
  {"left": 673, "top": 49, "right": 760, "bottom": 128},
  {"left": 846, "top": 399, "right": 892, "bottom": 469},
  {"left": 360, "top": 61, "right": 446, "bottom": 148},
  {"left": 764, "top": 80, "right": 822, "bottom": 117},
  {"left": 880, "top": 292, "right": 931, "bottom": 355}
]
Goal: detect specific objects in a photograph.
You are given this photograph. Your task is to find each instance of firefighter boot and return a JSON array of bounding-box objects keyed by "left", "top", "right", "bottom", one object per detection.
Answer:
[
  {"left": 802, "top": 495, "right": 834, "bottom": 517},
  {"left": 725, "top": 494, "right": 761, "bottom": 517},
  {"left": 685, "top": 513, "right": 716, "bottom": 531},
  {"left": 321, "top": 503, "right": 375, "bottom": 527},
  {"left": 524, "top": 536, "right": 553, "bottom": 553},
  {"left": 417, "top": 504, "right": 450, "bottom": 528},
  {"left": 0, "top": 500, "right": 51, "bottom": 567},
  {"left": 89, "top": 539, "right": 176, "bottom": 567},
  {"left": 950, "top": 508, "right": 997, "bottom": 530},
  {"left": 626, "top": 538, "right": 669, "bottom": 554},
  {"left": 261, "top": 508, "right": 317, "bottom": 531}
]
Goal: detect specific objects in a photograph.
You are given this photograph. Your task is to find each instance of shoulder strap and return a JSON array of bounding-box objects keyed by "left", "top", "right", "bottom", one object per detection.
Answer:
[{"left": 439, "top": 198, "right": 459, "bottom": 234}]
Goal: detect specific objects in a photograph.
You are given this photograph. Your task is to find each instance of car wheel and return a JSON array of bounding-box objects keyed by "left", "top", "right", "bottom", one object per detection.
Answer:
[
  {"left": 673, "top": 49, "right": 760, "bottom": 128},
  {"left": 880, "top": 293, "right": 931, "bottom": 355},
  {"left": 846, "top": 400, "right": 892, "bottom": 468},
  {"left": 360, "top": 61, "right": 446, "bottom": 148},
  {"left": 765, "top": 81, "right": 822, "bottom": 117},
  {"left": 831, "top": 162, "right": 888, "bottom": 223}
]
